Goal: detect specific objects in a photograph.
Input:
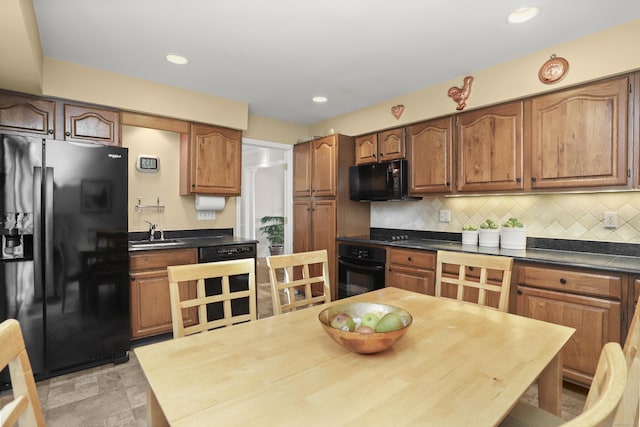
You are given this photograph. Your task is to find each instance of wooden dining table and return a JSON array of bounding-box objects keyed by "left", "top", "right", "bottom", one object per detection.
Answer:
[{"left": 135, "top": 287, "right": 575, "bottom": 426}]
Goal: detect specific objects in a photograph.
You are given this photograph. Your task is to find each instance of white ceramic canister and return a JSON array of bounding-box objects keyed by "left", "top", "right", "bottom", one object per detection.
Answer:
[{"left": 478, "top": 228, "right": 500, "bottom": 248}]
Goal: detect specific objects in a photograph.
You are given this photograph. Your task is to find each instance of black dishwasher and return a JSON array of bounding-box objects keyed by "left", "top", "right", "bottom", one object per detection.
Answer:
[{"left": 198, "top": 243, "right": 257, "bottom": 322}]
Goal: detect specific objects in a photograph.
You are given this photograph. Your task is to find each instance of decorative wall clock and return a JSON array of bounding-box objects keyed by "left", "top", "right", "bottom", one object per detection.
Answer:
[{"left": 539, "top": 55, "right": 569, "bottom": 84}]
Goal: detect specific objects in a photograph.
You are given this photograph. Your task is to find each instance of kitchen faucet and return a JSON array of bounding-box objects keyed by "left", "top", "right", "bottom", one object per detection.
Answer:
[
  {"left": 144, "top": 221, "right": 165, "bottom": 241},
  {"left": 145, "top": 221, "right": 157, "bottom": 241}
]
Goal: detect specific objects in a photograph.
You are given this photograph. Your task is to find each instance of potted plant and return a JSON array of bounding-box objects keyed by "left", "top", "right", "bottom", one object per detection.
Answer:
[
  {"left": 461, "top": 224, "right": 478, "bottom": 246},
  {"left": 478, "top": 219, "right": 500, "bottom": 248},
  {"left": 259, "top": 215, "right": 285, "bottom": 255},
  {"left": 500, "top": 217, "right": 526, "bottom": 250}
]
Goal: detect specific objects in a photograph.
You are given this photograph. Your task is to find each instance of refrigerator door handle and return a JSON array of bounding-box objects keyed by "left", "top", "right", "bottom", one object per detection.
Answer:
[
  {"left": 44, "top": 167, "right": 54, "bottom": 299},
  {"left": 33, "top": 167, "right": 43, "bottom": 295}
]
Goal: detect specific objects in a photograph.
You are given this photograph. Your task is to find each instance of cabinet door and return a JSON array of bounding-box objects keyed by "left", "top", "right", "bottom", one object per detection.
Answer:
[
  {"left": 516, "top": 285, "right": 621, "bottom": 385},
  {"left": 378, "top": 128, "right": 405, "bottom": 162},
  {"left": 189, "top": 123, "right": 241, "bottom": 195},
  {"left": 407, "top": 117, "right": 453, "bottom": 193},
  {"left": 64, "top": 104, "right": 121, "bottom": 146},
  {"left": 388, "top": 264, "right": 435, "bottom": 295},
  {"left": 293, "top": 142, "right": 312, "bottom": 197},
  {"left": 0, "top": 92, "right": 55, "bottom": 137},
  {"left": 457, "top": 101, "right": 524, "bottom": 192},
  {"left": 311, "top": 135, "right": 337, "bottom": 197},
  {"left": 354, "top": 133, "right": 378, "bottom": 165},
  {"left": 529, "top": 76, "right": 629, "bottom": 189},
  {"left": 312, "top": 199, "right": 337, "bottom": 288},
  {"left": 130, "top": 269, "right": 197, "bottom": 339},
  {"left": 293, "top": 199, "right": 312, "bottom": 254}
]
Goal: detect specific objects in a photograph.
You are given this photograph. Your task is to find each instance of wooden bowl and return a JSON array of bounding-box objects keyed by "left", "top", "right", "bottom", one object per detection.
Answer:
[{"left": 318, "top": 302, "right": 412, "bottom": 354}]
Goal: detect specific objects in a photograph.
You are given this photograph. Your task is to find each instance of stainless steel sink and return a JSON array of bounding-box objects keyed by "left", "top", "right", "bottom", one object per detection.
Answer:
[{"left": 129, "top": 239, "right": 184, "bottom": 248}]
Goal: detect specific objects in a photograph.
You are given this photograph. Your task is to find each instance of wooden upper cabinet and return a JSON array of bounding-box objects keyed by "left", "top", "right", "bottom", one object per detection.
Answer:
[
  {"left": 64, "top": 104, "right": 121, "bottom": 146},
  {"left": 355, "top": 133, "right": 378, "bottom": 165},
  {"left": 355, "top": 129, "right": 405, "bottom": 165},
  {"left": 378, "top": 128, "right": 405, "bottom": 162},
  {"left": 456, "top": 101, "right": 524, "bottom": 192},
  {"left": 407, "top": 116, "right": 453, "bottom": 194},
  {"left": 181, "top": 123, "right": 242, "bottom": 195},
  {"left": 293, "top": 142, "right": 312, "bottom": 197},
  {"left": 0, "top": 92, "right": 55, "bottom": 137},
  {"left": 529, "top": 76, "right": 629, "bottom": 189},
  {"left": 311, "top": 135, "right": 337, "bottom": 197}
]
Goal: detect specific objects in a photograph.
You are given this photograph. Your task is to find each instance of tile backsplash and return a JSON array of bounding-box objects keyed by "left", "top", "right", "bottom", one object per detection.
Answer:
[{"left": 370, "top": 192, "right": 640, "bottom": 244}]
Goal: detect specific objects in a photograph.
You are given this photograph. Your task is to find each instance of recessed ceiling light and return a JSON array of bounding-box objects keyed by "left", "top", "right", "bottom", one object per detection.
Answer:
[
  {"left": 312, "top": 96, "right": 328, "bottom": 103},
  {"left": 166, "top": 54, "right": 189, "bottom": 65},
  {"left": 507, "top": 6, "right": 540, "bottom": 24}
]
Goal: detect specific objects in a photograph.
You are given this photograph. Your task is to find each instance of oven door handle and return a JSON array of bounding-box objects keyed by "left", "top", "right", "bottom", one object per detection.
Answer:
[{"left": 339, "top": 258, "right": 385, "bottom": 271}]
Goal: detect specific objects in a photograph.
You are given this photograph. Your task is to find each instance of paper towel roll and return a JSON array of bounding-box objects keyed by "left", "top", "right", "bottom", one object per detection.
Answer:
[{"left": 195, "top": 195, "right": 225, "bottom": 211}]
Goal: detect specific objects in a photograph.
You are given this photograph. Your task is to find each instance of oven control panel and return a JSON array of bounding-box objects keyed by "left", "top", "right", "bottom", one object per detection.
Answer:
[{"left": 338, "top": 244, "right": 386, "bottom": 262}]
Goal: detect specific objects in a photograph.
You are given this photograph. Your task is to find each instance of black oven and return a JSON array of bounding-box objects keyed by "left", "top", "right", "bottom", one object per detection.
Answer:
[{"left": 338, "top": 243, "right": 386, "bottom": 299}]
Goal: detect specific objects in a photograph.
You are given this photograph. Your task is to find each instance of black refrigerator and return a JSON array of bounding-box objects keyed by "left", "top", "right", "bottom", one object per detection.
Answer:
[{"left": 0, "top": 134, "right": 130, "bottom": 388}]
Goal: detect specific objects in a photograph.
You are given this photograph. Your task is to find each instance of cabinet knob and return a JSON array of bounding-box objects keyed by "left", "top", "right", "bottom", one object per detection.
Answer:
[
  {"left": 65, "top": 131, "right": 71, "bottom": 137},
  {"left": 48, "top": 129, "right": 54, "bottom": 135},
  {"left": 516, "top": 177, "right": 521, "bottom": 183},
  {"left": 446, "top": 182, "right": 450, "bottom": 186},
  {"left": 531, "top": 177, "right": 537, "bottom": 183},
  {"left": 468, "top": 266, "right": 474, "bottom": 271},
  {"left": 407, "top": 256, "right": 412, "bottom": 261},
  {"left": 559, "top": 278, "right": 567, "bottom": 284},
  {"left": 517, "top": 289, "right": 523, "bottom": 295},
  {"left": 130, "top": 276, "right": 135, "bottom": 282}
]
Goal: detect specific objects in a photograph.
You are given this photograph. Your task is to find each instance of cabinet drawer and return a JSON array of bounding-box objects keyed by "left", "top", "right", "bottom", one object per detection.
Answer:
[
  {"left": 517, "top": 265, "right": 622, "bottom": 299},
  {"left": 130, "top": 248, "right": 197, "bottom": 271},
  {"left": 389, "top": 249, "right": 435, "bottom": 269}
]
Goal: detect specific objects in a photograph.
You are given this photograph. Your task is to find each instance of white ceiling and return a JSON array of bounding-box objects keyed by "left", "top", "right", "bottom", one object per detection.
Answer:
[{"left": 33, "top": 0, "right": 640, "bottom": 125}]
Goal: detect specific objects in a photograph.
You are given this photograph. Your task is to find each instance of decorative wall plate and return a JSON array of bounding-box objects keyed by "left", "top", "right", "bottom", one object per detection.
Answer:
[
  {"left": 538, "top": 56, "right": 569, "bottom": 84},
  {"left": 391, "top": 104, "right": 404, "bottom": 119}
]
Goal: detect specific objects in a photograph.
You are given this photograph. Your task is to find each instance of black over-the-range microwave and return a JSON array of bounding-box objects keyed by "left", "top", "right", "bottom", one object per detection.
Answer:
[{"left": 349, "top": 159, "right": 418, "bottom": 201}]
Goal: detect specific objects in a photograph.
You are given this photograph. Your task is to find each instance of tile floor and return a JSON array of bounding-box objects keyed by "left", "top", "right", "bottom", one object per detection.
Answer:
[{"left": 1, "top": 258, "right": 587, "bottom": 426}]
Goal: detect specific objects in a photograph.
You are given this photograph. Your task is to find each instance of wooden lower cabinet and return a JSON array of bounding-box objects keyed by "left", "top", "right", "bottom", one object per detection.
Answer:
[
  {"left": 515, "top": 264, "right": 624, "bottom": 385},
  {"left": 387, "top": 248, "right": 435, "bottom": 295},
  {"left": 129, "top": 248, "right": 198, "bottom": 339}
]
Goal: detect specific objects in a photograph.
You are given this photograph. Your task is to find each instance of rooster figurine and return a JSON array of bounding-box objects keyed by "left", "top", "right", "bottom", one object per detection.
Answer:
[{"left": 448, "top": 76, "right": 473, "bottom": 110}]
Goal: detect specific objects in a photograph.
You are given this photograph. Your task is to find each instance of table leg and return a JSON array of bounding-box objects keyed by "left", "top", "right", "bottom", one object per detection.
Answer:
[
  {"left": 537, "top": 352, "right": 563, "bottom": 416},
  {"left": 147, "top": 385, "right": 170, "bottom": 427}
]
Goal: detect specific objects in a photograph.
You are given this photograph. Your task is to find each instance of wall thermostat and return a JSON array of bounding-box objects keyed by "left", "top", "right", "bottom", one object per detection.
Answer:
[{"left": 136, "top": 155, "right": 159, "bottom": 173}]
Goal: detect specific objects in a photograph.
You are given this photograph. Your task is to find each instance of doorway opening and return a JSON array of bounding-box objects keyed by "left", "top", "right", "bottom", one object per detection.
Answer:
[{"left": 238, "top": 138, "right": 293, "bottom": 258}]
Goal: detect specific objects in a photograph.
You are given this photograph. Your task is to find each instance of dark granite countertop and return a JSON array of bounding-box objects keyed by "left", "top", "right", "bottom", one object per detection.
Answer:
[
  {"left": 128, "top": 228, "right": 258, "bottom": 252},
  {"left": 338, "top": 229, "right": 640, "bottom": 275}
]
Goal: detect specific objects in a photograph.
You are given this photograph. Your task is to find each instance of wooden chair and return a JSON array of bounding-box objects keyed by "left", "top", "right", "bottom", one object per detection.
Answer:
[
  {"left": 614, "top": 305, "right": 640, "bottom": 426},
  {"left": 167, "top": 258, "right": 257, "bottom": 338},
  {"left": 0, "top": 319, "right": 45, "bottom": 427},
  {"left": 265, "top": 249, "right": 330, "bottom": 315},
  {"left": 434, "top": 250, "right": 513, "bottom": 312},
  {"left": 500, "top": 342, "right": 628, "bottom": 427}
]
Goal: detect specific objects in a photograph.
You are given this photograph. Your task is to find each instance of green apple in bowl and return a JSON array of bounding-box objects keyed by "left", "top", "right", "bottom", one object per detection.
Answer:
[{"left": 360, "top": 312, "right": 380, "bottom": 330}]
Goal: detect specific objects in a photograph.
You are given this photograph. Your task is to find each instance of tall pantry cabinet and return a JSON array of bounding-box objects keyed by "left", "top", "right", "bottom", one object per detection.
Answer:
[{"left": 293, "top": 134, "right": 370, "bottom": 299}]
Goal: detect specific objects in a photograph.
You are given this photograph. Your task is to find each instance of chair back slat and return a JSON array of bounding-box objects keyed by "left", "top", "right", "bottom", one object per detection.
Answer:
[
  {"left": 167, "top": 258, "right": 257, "bottom": 338},
  {"left": 266, "top": 249, "right": 331, "bottom": 315},
  {"left": 0, "top": 319, "right": 46, "bottom": 427},
  {"left": 435, "top": 250, "right": 513, "bottom": 312}
]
